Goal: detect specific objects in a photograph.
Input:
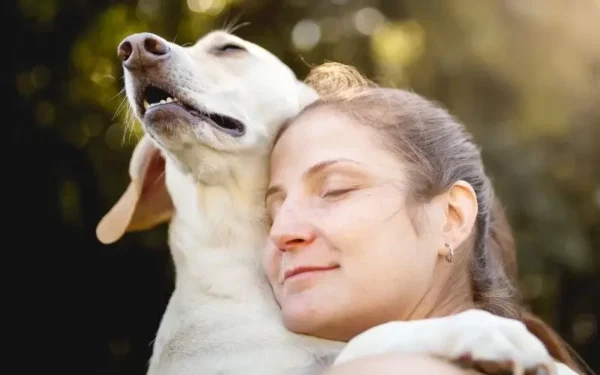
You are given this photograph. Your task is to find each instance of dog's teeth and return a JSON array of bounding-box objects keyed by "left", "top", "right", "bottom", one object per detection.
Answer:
[{"left": 144, "top": 97, "right": 179, "bottom": 111}]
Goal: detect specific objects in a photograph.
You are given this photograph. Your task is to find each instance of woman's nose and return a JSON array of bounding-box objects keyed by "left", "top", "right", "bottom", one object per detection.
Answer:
[{"left": 269, "top": 208, "right": 315, "bottom": 252}]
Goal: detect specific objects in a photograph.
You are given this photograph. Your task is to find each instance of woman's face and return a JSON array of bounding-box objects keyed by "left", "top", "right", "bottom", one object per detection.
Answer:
[{"left": 264, "top": 106, "right": 449, "bottom": 341}]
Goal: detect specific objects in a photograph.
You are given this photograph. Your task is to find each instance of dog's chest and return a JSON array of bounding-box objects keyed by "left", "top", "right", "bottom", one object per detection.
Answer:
[
  {"left": 147, "top": 293, "right": 337, "bottom": 375},
  {"left": 146, "top": 224, "right": 340, "bottom": 375}
]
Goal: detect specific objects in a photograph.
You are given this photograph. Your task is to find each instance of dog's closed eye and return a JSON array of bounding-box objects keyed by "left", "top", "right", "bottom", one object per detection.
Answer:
[{"left": 213, "top": 43, "right": 246, "bottom": 55}]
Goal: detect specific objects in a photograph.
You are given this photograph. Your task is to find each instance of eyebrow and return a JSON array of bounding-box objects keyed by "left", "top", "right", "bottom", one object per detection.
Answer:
[{"left": 265, "top": 158, "right": 362, "bottom": 201}]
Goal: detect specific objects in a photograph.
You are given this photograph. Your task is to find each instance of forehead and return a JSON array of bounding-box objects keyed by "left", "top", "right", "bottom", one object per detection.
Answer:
[
  {"left": 191, "top": 31, "right": 267, "bottom": 56},
  {"left": 194, "top": 31, "right": 244, "bottom": 47},
  {"left": 271, "top": 107, "right": 401, "bottom": 179}
]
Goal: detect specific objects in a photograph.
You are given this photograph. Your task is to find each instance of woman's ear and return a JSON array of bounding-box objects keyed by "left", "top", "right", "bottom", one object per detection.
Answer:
[
  {"left": 439, "top": 180, "right": 479, "bottom": 255},
  {"left": 96, "top": 135, "right": 174, "bottom": 245}
]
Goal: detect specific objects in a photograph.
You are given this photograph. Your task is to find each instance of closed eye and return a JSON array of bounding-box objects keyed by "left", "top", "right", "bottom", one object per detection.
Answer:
[
  {"left": 322, "top": 188, "right": 357, "bottom": 199},
  {"left": 213, "top": 43, "right": 246, "bottom": 54}
]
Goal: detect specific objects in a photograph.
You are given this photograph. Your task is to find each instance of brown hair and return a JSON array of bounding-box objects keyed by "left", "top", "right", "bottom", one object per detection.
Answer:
[{"left": 276, "top": 62, "right": 584, "bottom": 374}]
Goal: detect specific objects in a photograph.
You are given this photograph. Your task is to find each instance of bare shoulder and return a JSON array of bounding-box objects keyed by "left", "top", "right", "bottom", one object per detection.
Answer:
[{"left": 324, "top": 353, "right": 483, "bottom": 375}]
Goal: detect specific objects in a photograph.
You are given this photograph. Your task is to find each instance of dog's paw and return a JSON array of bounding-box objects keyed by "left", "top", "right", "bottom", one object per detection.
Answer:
[
  {"left": 433, "top": 309, "right": 556, "bottom": 375},
  {"left": 334, "top": 309, "right": 559, "bottom": 375}
]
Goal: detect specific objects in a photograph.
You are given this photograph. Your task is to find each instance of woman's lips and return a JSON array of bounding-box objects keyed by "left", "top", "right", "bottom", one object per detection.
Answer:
[{"left": 283, "top": 265, "right": 339, "bottom": 282}]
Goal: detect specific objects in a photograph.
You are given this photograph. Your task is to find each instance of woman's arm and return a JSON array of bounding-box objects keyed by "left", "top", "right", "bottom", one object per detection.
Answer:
[
  {"left": 325, "top": 353, "right": 579, "bottom": 375},
  {"left": 324, "top": 354, "right": 482, "bottom": 375}
]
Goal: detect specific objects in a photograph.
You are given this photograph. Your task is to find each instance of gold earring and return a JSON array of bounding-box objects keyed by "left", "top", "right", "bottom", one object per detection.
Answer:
[{"left": 444, "top": 243, "right": 454, "bottom": 263}]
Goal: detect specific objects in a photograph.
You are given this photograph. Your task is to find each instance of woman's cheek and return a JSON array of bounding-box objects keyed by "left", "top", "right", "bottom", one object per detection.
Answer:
[
  {"left": 264, "top": 249, "right": 284, "bottom": 304},
  {"left": 263, "top": 245, "right": 280, "bottom": 285},
  {"left": 316, "top": 202, "right": 363, "bottom": 240}
]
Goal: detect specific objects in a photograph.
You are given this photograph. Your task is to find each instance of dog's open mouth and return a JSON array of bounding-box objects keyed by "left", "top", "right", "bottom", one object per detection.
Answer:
[{"left": 141, "top": 85, "right": 246, "bottom": 137}]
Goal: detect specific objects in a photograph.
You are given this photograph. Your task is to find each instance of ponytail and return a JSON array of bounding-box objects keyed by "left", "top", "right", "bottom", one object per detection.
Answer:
[
  {"left": 478, "top": 197, "right": 585, "bottom": 374},
  {"left": 521, "top": 311, "right": 584, "bottom": 373}
]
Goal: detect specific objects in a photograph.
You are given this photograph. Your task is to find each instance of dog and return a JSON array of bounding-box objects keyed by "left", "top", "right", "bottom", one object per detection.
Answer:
[{"left": 96, "top": 30, "right": 563, "bottom": 375}]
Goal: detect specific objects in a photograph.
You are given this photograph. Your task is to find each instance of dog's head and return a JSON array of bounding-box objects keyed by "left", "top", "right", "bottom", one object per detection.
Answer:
[
  {"left": 119, "top": 30, "right": 317, "bottom": 155},
  {"left": 96, "top": 31, "right": 317, "bottom": 244}
]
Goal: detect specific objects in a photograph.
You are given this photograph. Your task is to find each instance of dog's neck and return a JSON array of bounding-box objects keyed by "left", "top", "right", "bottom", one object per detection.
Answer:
[{"left": 163, "top": 150, "right": 272, "bottom": 296}]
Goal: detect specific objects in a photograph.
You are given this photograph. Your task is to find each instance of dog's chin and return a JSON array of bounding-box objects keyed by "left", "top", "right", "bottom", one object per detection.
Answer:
[
  {"left": 144, "top": 103, "right": 198, "bottom": 131},
  {"left": 140, "top": 104, "right": 193, "bottom": 147}
]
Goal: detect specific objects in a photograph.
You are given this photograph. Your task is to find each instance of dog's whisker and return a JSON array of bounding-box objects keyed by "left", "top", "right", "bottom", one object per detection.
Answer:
[
  {"left": 109, "top": 87, "right": 126, "bottom": 102},
  {"left": 127, "top": 115, "right": 139, "bottom": 144},
  {"left": 121, "top": 106, "right": 137, "bottom": 146},
  {"left": 112, "top": 95, "right": 129, "bottom": 120},
  {"left": 228, "top": 21, "right": 250, "bottom": 35},
  {"left": 220, "top": 12, "right": 236, "bottom": 32},
  {"left": 221, "top": 11, "right": 249, "bottom": 35},
  {"left": 111, "top": 89, "right": 128, "bottom": 120}
]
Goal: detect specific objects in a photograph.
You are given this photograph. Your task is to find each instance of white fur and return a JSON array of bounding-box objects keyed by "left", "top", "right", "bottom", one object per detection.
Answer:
[{"left": 108, "top": 30, "right": 568, "bottom": 375}]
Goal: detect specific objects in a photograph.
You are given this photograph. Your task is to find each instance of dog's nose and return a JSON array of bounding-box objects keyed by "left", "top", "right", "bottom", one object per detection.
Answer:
[{"left": 117, "top": 33, "right": 170, "bottom": 69}]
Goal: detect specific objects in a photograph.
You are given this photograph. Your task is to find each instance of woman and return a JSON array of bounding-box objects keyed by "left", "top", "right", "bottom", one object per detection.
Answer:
[{"left": 263, "top": 63, "right": 584, "bottom": 374}]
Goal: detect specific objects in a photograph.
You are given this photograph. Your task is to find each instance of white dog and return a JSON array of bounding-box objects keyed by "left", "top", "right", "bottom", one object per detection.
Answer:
[{"left": 96, "top": 31, "right": 562, "bottom": 375}]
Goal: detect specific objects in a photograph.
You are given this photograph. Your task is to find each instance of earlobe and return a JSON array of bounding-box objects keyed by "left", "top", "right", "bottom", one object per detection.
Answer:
[{"left": 442, "top": 242, "right": 455, "bottom": 263}]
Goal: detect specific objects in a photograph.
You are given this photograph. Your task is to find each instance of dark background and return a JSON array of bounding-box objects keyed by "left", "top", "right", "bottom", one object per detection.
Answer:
[{"left": 12, "top": 0, "right": 599, "bottom": 374}]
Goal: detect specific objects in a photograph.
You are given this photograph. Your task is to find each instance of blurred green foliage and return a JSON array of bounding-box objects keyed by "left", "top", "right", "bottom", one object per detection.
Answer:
[{"left": 15, "top": 0, "right": 599, "bottom": 373}]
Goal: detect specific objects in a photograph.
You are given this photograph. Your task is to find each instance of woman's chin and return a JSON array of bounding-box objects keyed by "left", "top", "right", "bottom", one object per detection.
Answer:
[
  {"left": 281, "top": 294, "right": 327, "bottom": 335},
  {"left": 279, "top": 281, "right": 349, "bottom": 338},
  {"left": 282, "top": 303, "right": 352, "bottom": 342}
]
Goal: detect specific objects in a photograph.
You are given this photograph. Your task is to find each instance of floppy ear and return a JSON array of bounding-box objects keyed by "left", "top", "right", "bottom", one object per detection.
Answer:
[
  {"left": 96, "top": 135, "right": 174, "bottom": 245},
  {"left": 296, "top": 80, "right": 318, "bottom": 109}
]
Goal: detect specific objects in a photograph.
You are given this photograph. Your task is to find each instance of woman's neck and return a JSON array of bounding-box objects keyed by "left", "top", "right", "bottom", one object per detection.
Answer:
[{"left": 407, "top": 263, "right": 475, "bottom": 320}]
